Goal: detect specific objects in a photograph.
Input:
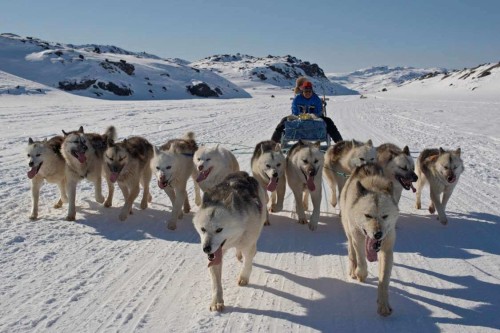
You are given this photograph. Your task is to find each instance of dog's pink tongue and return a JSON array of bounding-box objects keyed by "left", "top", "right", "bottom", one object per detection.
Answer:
[
  {"left": 196, "top": 169, "right": 209, "bottom": 182},
  {"left": 410, "top": 183, "right": 416, "bottom": 193},
  {"left": 76, "top": 152, "right": 86, "bottom": 164},
  {"left": 266, "top": 177, "right": 278, "bottom": 192},
  {"left": 110, "top": 172, "right": 119, "bottom": 183},
  {"left": 365, "top": 236, "right": 378, "bottom": 262},
  {"left": 306, "top": 175, "right": 316, "bottom": 192},
  {"left": 157, "top": 179, "right": 166, "bottom": 189},
  {"left": 27, "top": 166, "right": 38, "bottom": 179},
  {"left": 207, "top": 246, "right": 223, "bottom": 268}
]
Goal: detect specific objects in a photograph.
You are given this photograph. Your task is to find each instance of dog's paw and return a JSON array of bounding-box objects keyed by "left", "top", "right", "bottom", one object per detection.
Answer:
[
  {"left": 438, "top": 215, "right": 448, "bottom": 225},
  {"left": 53, "top": 199, "right": 63, "bottom": 209},
  {"left": 104, "top": 200, "right": 112, "bottom": 208},
  {"left": 177, "top": 212, "right": 184, "bottom": 220},
  {"left": 355, "top": 268, "right": 368, "bottom": 282},
  {"left": 95, "top": 195, "right": 105, "bottom": 204},
  {"left": 236, "top": 251, "right": 243, "bottom": 262},
  {"left": 167, "top": 221, "right": 177, "bottom": 230},
  {"left": 210, "top": 301, "right": 225, "bottom": 312},
  {"left": 330, "top": 198, "right": 337, "bottom": 208},
  {"left": 264, "top": 218, "right": 270, "bottom": 226},
  {"left": 183, "top": 206, "right": 191, "bottom": 214},
  {"left": 308, "top": 221, "right": 318, "bottom": 231},
  {"left": 140, "top": 200, "right": 148, "bottom": 210},
  {"left": 270, "top": 203, "right": 283, "bottom": 213},
  {"left": 298, "top": 218, "right": 308, "bottom": 225},
  {"left": 415, "top": 202, "right": 421, "bottom": 209},
  {"left": 66, "top": 215, "right": 76, "bottom": 221},
  {"left": 238, "top": 276, "right": 249, "bottom": 286},
  {"left": 428, "top": 204, "right": 435, "bottom": 214},
  {"left": 377, "top": 300, "right": 393, "bottom": 317},
  {"left": 148, "top": 193, "right": 152, "bottom": 203},
  {"left": 29, "top": 214, "right": 38, "bottom": 220}
]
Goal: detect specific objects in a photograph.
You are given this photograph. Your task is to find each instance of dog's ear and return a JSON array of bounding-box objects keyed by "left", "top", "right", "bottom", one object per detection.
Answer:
[
  {"left": 313, "top": 141, "right": 321, "bottom": 148},
  {"left": 403, "top": 146, "right": 410, "bottom": 156},
  {"left": 107, "top": 137, "right": 115, "bottom": 147},
  {"left": 78, "top": 126, "right": 84, "bottom": 134},
  {"left": 439, "top": 147, "right": 445, "bottom": 155},
  {"left": 356, "top": 181, "right": 368, "bottom": 197},
  {"left": 260, "top": 143, "right": 265, "bottom": 155},
  {"left": 28, "top": 137, "right": 34, "bottom": 144},
  {"left": 274, "top": 143, "right": 281, "bottom": 152},
  {"left": 153, "top": 145, "right": 161, "bottom": 156},
  {"left": 62, "top": 130, "right": 68, "bottom": 136},
  {"left": 455, "top": 148, "right": 461, "bottom": 156},
  {"left": 366, "top": 139, "right": 373, "bottom": 147}
]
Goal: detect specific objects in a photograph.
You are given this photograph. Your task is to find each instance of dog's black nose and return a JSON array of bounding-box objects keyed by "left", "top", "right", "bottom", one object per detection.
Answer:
[
  {"left": 412, "top": 173, "right": 418, "bottom": 182},
  {"left": 374, "top": 231, "right": 383, "bottom": 240},
  {"left": 198, "top": 165, "right": 204, "bottom": 171},
  {"left": 203, "top": 245, "right": 211, "bottom": 254},
  {"left": 272, "top": 172, "right": 278, "bottom": 178},
  {"left": 29, "top": 162, "right": 34, "bottom": 167}
]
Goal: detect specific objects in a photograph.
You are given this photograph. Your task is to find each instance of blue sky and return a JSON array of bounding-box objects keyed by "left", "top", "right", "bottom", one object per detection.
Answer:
[{"left": 1, "top": 0, "right": 499, "bottom": 72}]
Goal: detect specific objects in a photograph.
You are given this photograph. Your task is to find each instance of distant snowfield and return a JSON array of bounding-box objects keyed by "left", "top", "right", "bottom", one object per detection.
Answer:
[{"left": 1, "top": 78, "right": 499, "bottom": 332}]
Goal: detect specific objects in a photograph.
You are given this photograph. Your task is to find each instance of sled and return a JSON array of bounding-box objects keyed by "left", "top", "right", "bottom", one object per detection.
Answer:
[{"left": 281, "top": 96, "right": 331, "bottom": 153}]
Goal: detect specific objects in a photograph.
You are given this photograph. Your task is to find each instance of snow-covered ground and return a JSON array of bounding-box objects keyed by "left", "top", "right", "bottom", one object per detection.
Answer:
[{"left": 1, "top": 74, "right": 499, "bottom": 332}]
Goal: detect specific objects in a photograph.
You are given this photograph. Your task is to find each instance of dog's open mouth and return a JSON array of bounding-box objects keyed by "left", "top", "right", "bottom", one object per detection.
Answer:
[
  {"left": 27, "top": 162, "right": 43, "bottom": 179},
  {"left": 447, "top": 175, "right": 456, "bottom": 183},
  {"left": 110, "top": 172, "right": 120, "bottom": 183},
  {"left": 207, "top": 240, "right": 226, "bottom": 268},
  {"left": 363, "top": 229, "right": 381, "bottom": 262},
  {"left": 396, "top": 175, "right": 416, "bottom": 192},
  {"left": 266, "top": 176, "right": 279, "bottom": 192},
  {"left": 196, "top": 166, "right": 213, "bottom": 183},
  {"left": 71, "top": 150, "right": 87, "bottom": 164},
  {"left": 157, "top": 176, "right": 170, "bottom": 189}
]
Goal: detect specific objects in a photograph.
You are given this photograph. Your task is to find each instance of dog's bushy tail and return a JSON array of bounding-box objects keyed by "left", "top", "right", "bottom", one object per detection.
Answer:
[{"left": 183, "top": 131, "right": 195, "bottom": 141}]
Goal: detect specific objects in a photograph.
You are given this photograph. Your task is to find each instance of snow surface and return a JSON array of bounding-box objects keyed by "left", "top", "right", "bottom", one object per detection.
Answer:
[{"left": 1, "top": 72, "right": 500, "bottom": 333}]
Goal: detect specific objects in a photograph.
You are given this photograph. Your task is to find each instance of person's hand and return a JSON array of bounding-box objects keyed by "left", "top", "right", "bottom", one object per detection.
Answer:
[{"left": 287, "top": 115, "right": 299, "bottom": 121}]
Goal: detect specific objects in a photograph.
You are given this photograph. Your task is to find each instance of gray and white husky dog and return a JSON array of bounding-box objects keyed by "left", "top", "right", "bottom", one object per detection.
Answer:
[
  {"left": 323, "top": 139, "right": 376, "bottom": 208},
  {"left": 340, "top": 163, "right": 399, "bottom": 316},
  {"left": 193, "top": 145, "right": 240, "bottom": 193},
  {"left": 26, "top": 136, "right": 67, "bottom": 220},
  {"left": 151, "top": 132, "right": 201, "bottom": 230},
  {"left": 376, "top": 143, "right": 418, "bottom": 204},
  {"left": 103, "top": 136, "right": 154, "bottom": 221},
  {"left": 60, "top": 126, "right": 115, "bottom": 221},
  {"left": 415, "top": 147, "right": 464, "bottom": 225},
  {"left": 192, "top": 171, "right": 266, "bottom": 312},
  {"left": 251, "top": 140, "right": 286, "bottom": 225},
  {"left": 286, "top": 140, "right": 324, "bottom": 231}
]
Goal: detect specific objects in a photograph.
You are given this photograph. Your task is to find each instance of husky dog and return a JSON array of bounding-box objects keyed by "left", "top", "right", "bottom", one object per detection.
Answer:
[
  {"left": 193, "top": 145, "right": 240, "bottom": 193},
  {"left": 286, "top": 140, "right": 324, "bottom": 231},
  {"left": 376, "top": 143, "right": 418, "bottom": 204},
  {"left": 103, "top": 136, "right": 153, "bottom": 221},
  {"left": 61, "top": 126, "right": 115, "bottom": 221},
  {"left": 192, "top": 171, "right": 266, "bottom": 311},
  {"left": 251, "top": 140, "right": 286, "bottom": 225},
  {"left": 151, "top": 132, "right": 201, "bottom": 230},
  {"left": 340, "top": 163, "right": 399, "bottom": 316},
  {"left": 26, "top": 136, "right": 67, "bottom": 219},
  {"left": 323, "top": 139, "right": 376, "bottom": 208},
  {"left": 415, "top": 148, "right": 464, "bottom": 225}
]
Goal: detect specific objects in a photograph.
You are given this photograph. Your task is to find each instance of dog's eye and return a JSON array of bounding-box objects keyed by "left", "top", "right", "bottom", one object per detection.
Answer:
[
  {"left": 400, "top": 166, "right": 407, "bottom": 171},
  {"left": 266, "top": 164, "right": 271, "bottom": 168},
  {"left": 119, "top": 156, "right": 126, "bottom": 162},
  {"left": 277, "top": 163, "right": 281, "bottom": 167},
  {"left": 201, "top": 227, "right": 206, "bottom": 233},
  {"left": 27, "top": 154, "right": 30, "bottom": 157},
  {"left": 360, "top": 158, "right": 365, "bottom": 161},
  {"left": 444, "top": 166, "right": 449, "bottom": 170},
  {"left": 73, "top": 140, "right": 79, "bottom": 144},
  {"left": 314, "top": 159, "right": 318, "bottom": 164},
  {"left": 206, "top": 158, "right": 211, "bottom": 161},
  {"left": 197, "top": 158, "right": 201, "bottom": 161},
  {"left": 453, "top": 166, "right": 457, "bottom": 170},
  {"left": 156, "top": 166, "right": 160, "bottom": 170},
  {"left": 215, "top": 228, "right": 223, "bottom": 233},
  {"left": 36, "top": 154, "right": 41, "bottom": 157},
  {"left": 364, "top": 214, "right": 373, "bottom": 219},
  {"left": 107, "top": 155, "right": 113, "bottom": 161},
  {"left": 166, "top": 166, "right": 171, "bottom": 170},
  {"left": 382, "top": 215, "right": 388, "bottom": 219},
  {"left": 302, "top": 159, "right": 308, "bottom": 164}
]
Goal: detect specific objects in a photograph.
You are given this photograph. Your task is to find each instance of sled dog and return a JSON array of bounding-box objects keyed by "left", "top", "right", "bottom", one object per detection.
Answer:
[
  {"left": 193, "top": 171, "right": 266, "bottom": 311},
  {"left": 103, "top": 136, "right": 154, "bottom": 221},
  {"left": 340, "top": 163, "right": 399, "bottom": 316},
  {"left": 61, "top": 126, "right": 115, "bottom": 221},
  {"left": 251, "top": 140, "right": 286, "bottom": 225},
  {"left": 286, "top": 140, "right": 324, "bottom": 231},
  {"left": 193, "top": 145, "right": 240, "bottom": 193},
  {"left": 151, "top": 132, "right": 201, "bottom": 230},
  {"left": 324, "top": 139, "right": 376, "bottom": 208},
  {"left": 415, "top": 148, "right": 464, "bottom": 225},
  {"left": 376, "top": 143, "right": 418, "bottom": 204},
  {"left": 26, "top": 136, "right": 67, "bottom": 219}
]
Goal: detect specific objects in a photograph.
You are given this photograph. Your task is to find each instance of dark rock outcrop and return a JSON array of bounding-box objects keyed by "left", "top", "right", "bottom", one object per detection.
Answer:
[{"left": 186, "top": 82, "right": 220, "bottom": 97}]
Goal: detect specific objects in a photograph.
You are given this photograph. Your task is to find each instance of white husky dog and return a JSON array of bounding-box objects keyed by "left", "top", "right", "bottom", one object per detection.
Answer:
[
  {"left": 26, "top": 136, "right": 67, "bottom": 219},
  {"left": 376, "top": 143, "right": 418, "bottom": 204},
  {"left": 323, "top": 139, "right": 376, "bottom": 208},
  {"left": 340, "top": 163, "right": 399, "bottom": 317},
  {"left": 193, "top": 145, "right": 240, "bottom": 193},
  {"left": 60, "top": 126, "right": 115, "bottom": 221},
  {"left": 151, "top": 132, "right": 201, "bottom": 230},
  {"left": 415, "top": 147, "right": 464, "bottom": 225},
  {"left": 193, "top": 171, "right": 266, "bottom": 311},
  {"left": 251, "top": 140, "right": 286, "bottom": 225},
  {"left": 286, "top": 140, "right": 324, "bottom": 231}
]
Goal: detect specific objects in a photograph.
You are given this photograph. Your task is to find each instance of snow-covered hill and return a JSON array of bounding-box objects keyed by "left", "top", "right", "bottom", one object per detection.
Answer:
[
  {"left": 0, "top": 33, "right": 250, "bottom": 100},
  {"left": 192, "top": 54, "right": 358, "bottom": 95},
  {"left": 328, "top": 66, "right": 440, "bottom": 93},
  {"left": 386, "top": 62, "right": 500, "bottom": 100}
]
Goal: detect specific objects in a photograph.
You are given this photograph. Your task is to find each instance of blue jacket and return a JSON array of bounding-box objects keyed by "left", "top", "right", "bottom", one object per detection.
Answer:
[{"left": 291, "top": 93, "right": 323, "bottom": 117}]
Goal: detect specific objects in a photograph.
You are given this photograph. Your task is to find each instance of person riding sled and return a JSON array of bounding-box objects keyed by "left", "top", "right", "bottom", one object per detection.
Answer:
[{"left": 271, "top": 80, "right": 343, "bottom": 143}]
